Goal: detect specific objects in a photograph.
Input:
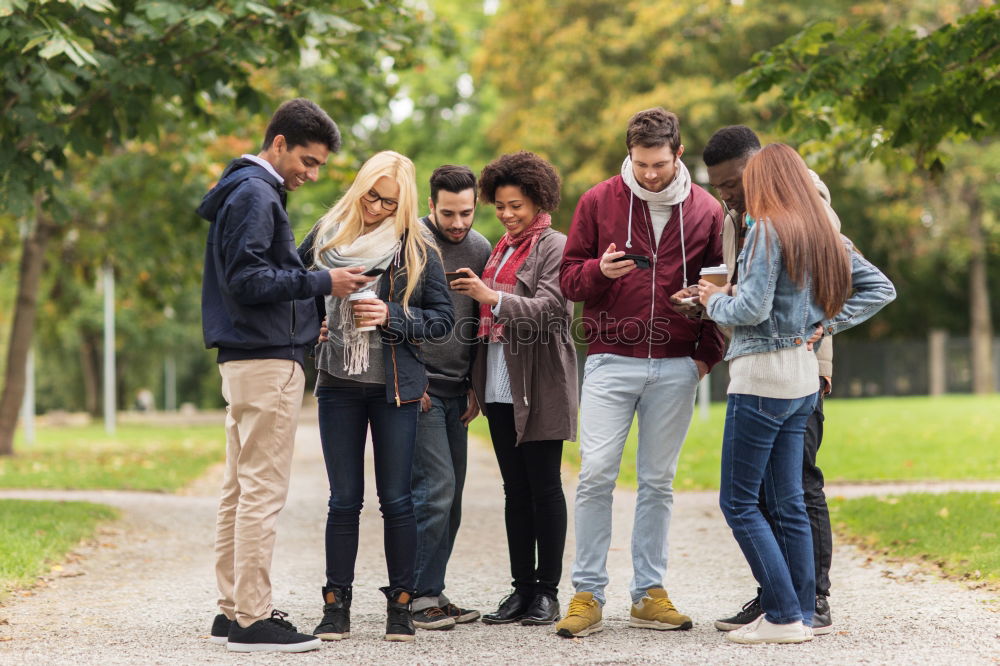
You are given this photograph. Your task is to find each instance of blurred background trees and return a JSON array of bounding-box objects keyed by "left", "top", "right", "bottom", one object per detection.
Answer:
[{"left": 1, "top": 0, "right": 996, "bottom": 453}]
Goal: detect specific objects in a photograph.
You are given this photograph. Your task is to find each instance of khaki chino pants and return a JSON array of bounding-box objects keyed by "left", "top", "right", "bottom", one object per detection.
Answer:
[{"left": 215, "top": 359, "right": 305, "bottom": 627}]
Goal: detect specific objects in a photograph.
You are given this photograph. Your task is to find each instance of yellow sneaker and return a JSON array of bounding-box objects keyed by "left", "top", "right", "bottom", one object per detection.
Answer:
[
  {"left": 629, "top": 588, "right": 692, "bottom": 630},
  {"left": 555, "top": 592, "right": 603, "bottom": 638}
]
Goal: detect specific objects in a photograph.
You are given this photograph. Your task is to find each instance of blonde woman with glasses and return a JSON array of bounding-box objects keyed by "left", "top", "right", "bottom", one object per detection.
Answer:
[{"left": 299, "top": 151, "right": 454, "bottom": 643}]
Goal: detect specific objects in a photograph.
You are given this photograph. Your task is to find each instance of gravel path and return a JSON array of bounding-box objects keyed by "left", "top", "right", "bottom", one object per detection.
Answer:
[{"left": 1, "top": 420, "right": 998, "bottom": 665}]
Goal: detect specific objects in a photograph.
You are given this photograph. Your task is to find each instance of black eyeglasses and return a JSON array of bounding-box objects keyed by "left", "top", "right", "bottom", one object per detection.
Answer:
[{"left": 362, "top": 189, "right": 399, "bottom": 211}]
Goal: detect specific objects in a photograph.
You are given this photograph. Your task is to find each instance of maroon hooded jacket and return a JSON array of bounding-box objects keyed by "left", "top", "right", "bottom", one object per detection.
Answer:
[{"left": 560, "top": 174, "right": 725, "bottom": 369}]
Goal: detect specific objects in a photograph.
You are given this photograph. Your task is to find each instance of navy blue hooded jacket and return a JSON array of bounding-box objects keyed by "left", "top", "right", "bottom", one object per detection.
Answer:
[{"left": 199, "top": 158, "right": 332, "bottom": 368}]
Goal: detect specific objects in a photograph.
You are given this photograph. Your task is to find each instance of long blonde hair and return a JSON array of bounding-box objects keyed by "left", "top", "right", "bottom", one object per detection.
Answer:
[
  {"left": 314, "top": 151, "right": 432, "bottom": 314},
  {"left": 743, "top": 143, "right": 851, "bottom": 319}
]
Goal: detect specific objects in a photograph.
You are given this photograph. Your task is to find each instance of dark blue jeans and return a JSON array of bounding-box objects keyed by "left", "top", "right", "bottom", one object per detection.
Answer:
[
  {"left": 760, "top": 379, "right": 833, "bottom": 596},
  {"left": 317, "top": 384, "right": 420, "bottom": 592},
  {"left": 411, "top": 393, "right": 469, "bottom": 609},
  {"left": 720, "top": 392, "right": 818, "bottom": 626}
]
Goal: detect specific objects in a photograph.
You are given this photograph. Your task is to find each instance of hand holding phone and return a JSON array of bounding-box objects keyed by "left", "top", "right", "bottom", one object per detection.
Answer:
[{"left": 613, "top": 253, "right": 652, "bottom": 269}]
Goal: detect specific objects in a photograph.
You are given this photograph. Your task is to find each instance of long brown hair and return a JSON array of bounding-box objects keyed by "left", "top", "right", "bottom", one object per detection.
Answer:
[{"left": 743, "top": 144, "right": 850, "bottom": 318}]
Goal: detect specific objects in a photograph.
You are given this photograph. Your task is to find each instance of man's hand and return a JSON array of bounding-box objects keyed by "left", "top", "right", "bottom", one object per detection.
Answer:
[
  {"left": 805, "top": 324, "right": 824, "bottom": 352},
  {"left": 670, "top": 285, "right": 703, "bottom": 317},
  {"left": 319, "top": 316, "right": 329, "bottom": 343},
  {"left": 419, "top": 391, "right": 432, "bottom": 413},
  {"left": 599, "top": 243, "right": 635, "bottom": 279},
  {"left": 330, "top": 266, "right": 375, "bottom": 299},
  {"left": 460, "top": 388, "right": 480, "bottom": 426},
  {"left": 450, "top": 268, "right": 499, "bottom": 306},
  {"left": 694, "top": 360, "right": 708, "bottom": 380},
  {"left": 351, "top": 298, "right": 389, "bottom": 328}
]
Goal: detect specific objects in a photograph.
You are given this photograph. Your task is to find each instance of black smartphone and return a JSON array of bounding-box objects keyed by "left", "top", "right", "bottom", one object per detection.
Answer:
[
  {"left": 362, "top": 267, "right": 385, "bottom": 277},
  {"left": 445, "top": 270, "right": 467, "bottom": 284},
  {"left": 614, "top": 253, "right": 652, "bottom": 269}
]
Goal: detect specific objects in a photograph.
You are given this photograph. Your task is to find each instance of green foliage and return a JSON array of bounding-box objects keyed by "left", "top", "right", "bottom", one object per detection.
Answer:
[
  {"left": 474, "top": 0, "right": 869, "bottom": 229},
  {"left": 471, "top": 395, "right": 1000, "bottom": 490},
  {"left": 832, "top": 492, "right": 1000, "bottom": 585},
  {"left": 741, "top": 4, "right": 1000, "bottom": 172},
  {"left": 2, "top": 423, "right": 224, "bottom": 491},
  {"left": 0, "top": 499, "right": 118, "bottom": 592}
]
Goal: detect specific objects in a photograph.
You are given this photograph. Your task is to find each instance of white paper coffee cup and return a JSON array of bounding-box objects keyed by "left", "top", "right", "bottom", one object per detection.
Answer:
[
  {"left": 699, "top": 264, "right": 728, "bottom": 286},
  {"left": 348, "top": 289, "right": 378, "bottom": 332}
]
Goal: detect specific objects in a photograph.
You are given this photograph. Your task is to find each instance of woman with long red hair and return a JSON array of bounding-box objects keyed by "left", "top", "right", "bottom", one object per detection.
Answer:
[{"left": 699, "top": 143, "right": 895, "bottom": 645}]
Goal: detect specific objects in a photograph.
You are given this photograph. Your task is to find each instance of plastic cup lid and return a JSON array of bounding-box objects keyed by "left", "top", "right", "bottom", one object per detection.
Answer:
[{"left": 699, "top": 265, "right": 728, "bottom": 275}]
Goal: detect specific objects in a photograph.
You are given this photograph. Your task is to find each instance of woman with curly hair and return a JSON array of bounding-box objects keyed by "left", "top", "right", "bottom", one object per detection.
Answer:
[{"left": 451, "top": 151, "right": 578, "bottom": 627}]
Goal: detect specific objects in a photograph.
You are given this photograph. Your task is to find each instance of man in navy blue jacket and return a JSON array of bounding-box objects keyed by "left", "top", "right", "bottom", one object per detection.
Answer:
[{"left": 199, "top": 98, "right": 370, "bottom": 653}]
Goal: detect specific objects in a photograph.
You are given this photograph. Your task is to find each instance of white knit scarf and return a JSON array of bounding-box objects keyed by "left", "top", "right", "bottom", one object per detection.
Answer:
[{"left": 314, "top": 220, "right": 401, "bottom": 375}]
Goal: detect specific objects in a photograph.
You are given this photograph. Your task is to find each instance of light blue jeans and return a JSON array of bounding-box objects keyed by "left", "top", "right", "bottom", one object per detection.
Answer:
[{"left": 572, "top": 354, "right": 700, "bottom": 605}]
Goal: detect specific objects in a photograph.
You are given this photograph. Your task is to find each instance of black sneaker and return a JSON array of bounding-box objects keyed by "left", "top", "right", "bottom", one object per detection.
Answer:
[
  {"left": 812, "top": 595, "right": 833, "bottom": 635},
  {"left": 442, "top": 602, "right": 481, "bottom": 624},
  {"left": 382, "top": 587, "right": 416, "bottom": 642},
  {"left": 227, "top": 609, "right": 322, "bottom": 653},
  {"left": 412, "top": 605, "right": 456, "bottom": 630},
  {"left": 210, "top": 613, "right": 232, "bottom": 645},
  {"left": 714, "top": 594, "right": 763, "bottom": 631},
  {"left": 314, "top": 586, "right": 351, "bottom": 640}
]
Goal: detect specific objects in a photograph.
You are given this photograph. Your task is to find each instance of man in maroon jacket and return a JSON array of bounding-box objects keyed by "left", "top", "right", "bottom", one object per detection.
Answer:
[{"left": 555, "top": 108, "right": 725, "bottom": 638}]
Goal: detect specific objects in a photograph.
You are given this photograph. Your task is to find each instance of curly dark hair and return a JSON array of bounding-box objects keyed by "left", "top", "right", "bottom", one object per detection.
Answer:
[
  {"left": 703, "top": 125, "right": 761, "bottom": 167},
  {"left": 478, "top": 151, "right": 561, "bottom": 212}
]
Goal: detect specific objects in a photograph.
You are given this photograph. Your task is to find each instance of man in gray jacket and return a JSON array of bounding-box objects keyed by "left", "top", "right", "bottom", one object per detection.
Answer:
[
  {"left": 410, "top": 165, "right": 492, "bottom": 630},
  {"left": 673, "top": 125, "right": 837, "bottom": 635}
]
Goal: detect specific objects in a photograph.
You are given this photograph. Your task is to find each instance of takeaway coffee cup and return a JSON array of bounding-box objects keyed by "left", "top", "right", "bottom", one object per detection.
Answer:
[
  {"left": 348, "top": 289, "right": 379, "bottom": 332},
  {"left": 699, "top": 264, "right": 728, "bottom": 287}
]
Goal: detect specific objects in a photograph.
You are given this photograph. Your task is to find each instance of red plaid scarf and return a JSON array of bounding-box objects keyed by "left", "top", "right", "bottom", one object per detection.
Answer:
[{"left": 477, "top": 212, "right": 552, "bottom": 342}]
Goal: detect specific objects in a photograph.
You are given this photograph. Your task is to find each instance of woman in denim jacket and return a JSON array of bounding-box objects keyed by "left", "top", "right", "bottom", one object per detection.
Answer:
[{"left": 698, "top": 144, "right": 895, "bottom": 645}]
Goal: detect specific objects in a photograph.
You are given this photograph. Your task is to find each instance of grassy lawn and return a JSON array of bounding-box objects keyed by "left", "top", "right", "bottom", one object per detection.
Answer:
[
  {"left": 2, "top": 423, "right": 225, "bottom": 492},
  {"left": 0, "top": 499, "right": 119, "bottom": 593},
  {"left": 471, "top": 395, "right": 1000, "bottom": 490},
  {"left": 830, "top": 492, "right": 1000, "bottom": 585}
]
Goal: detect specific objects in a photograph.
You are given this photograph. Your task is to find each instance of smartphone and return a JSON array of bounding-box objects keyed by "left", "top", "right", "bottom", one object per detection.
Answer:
[
  {"left": 445, "top": 270, "right": 467, "bottom": 284},
  {"left": 614, "top": 253, "right": 652, "bottom": 269},
  {"left": 362, "top": 267, "right": 385, "bottom": 277}
]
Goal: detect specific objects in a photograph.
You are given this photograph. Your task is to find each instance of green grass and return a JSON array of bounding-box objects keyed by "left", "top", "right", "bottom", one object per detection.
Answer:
[
  {"left": 470, "top": 395, "right": 1000, "bottom": 489},
  {"left": 0, "top": 499, "right": 119, "bottom": 592},
  {"left": 2, "top": 424, "right": 225, "bottom": 492},
  {"left": 831, "top": 492, "right": 1000, "bottom": 585}
]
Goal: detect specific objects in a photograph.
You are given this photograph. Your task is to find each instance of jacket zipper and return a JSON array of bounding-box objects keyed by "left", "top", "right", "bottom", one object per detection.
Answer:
[
  {"left": 640, "top": 202, "right": 657, "bottom": 359},
  {"left": 388, "top": 265, "right": 401, "bottom": 406}
]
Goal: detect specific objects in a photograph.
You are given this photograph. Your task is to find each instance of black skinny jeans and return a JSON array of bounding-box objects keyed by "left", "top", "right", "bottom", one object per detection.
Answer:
[
  {"left": 486, "top": 403, "right": 567, "bottom": 598},
  {"left": 759, "top": 382, "right": 833, "bottom": 596},
  {"left": 317, "top": 384, "right": 420, "bottom": 592}
]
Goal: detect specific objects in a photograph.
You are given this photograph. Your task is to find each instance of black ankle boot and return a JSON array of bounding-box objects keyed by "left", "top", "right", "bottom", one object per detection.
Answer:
[
  {"left": 313, "top": 586, "right": 351, "bottom": 640},
  {"left": 520, "top": 593, "right": 560, "bottom": 625},
  {"left": 482, "top": 589, "right": 532, "bottom": 625},
  {"left": 381, "top": 587, "right": 415, "bottom": 642}
]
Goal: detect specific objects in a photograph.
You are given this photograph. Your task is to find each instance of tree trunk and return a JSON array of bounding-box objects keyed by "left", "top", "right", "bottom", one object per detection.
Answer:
[
  {"left": 965, "top": 182, "right": 994, "bottom": 394},
  {"left": 0, "top": 212, "right": 56, "bottom": 455},
  {"left": 80, "top": 333, "right": 100, "bottom": 416}
]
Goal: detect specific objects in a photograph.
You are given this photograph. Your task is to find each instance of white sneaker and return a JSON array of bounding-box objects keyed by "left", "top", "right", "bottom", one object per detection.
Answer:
[{"left": 725, "top": 615, "right": 813, "bottom": 644}]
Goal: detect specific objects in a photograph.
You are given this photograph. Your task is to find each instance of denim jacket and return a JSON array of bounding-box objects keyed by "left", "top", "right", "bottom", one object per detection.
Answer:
[{"left": 707, "top": 222, "right": 895, "bottom": 362}]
